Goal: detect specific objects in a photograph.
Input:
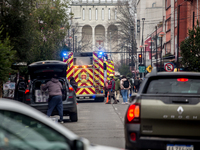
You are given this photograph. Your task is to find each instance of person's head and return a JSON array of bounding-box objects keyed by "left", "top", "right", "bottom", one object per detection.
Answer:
[
  {"left": 109, "top": 74, "right": 114, "bottom": 79},
  {"left": 70, "top": 76, "right": 74, "bottom": 80},
  {"left": 53, "top": 74, "right": 58, "bottom": 79},
  {"left": 122, "top": 75, "right": 126, "bottom": 79}
]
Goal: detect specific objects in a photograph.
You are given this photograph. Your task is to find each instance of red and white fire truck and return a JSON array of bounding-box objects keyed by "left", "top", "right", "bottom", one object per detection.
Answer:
[{"left": 63, "top": 51, "right": 114, "bottom": 101}]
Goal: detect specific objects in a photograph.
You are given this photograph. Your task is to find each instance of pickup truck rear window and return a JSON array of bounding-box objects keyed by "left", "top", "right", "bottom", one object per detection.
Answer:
[{"left": 146, "top": 78, "right": 200, "bottom": 94}]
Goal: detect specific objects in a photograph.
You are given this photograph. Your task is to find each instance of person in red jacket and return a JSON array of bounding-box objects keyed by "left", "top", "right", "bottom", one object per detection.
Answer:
[{"left": 105, "top": 74, "right": 117, "bottom": 104}]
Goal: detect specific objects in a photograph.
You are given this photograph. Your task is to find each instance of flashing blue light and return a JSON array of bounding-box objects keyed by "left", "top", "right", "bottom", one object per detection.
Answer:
[
  {"left": 92, "top": 95, "right": 96, "bottom": 99},
  {"left": 63, "top": 53, "right": 67, "bottom": 56},
  {"left": 98, "top": 51, "right": 104, "bottom": 58}
]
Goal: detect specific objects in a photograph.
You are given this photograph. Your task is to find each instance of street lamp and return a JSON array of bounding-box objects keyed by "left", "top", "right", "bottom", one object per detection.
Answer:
[
  {"left": 159, "top": 31, "right": 165, "bottom": 71},
  {"left": 144, "top": 43, "right": 148, "bottom": 68},
  {"left": 148, "top": 38, "right": 154, "bottom": 68}
]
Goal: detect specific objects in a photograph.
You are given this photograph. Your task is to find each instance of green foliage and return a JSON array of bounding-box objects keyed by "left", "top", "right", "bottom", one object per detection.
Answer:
[
  {"left": 118, "top": 64, "right": 132, "bottom": 77},
  {"left": 180, "top": 22, "right": 200, "bottom": 71},
  {"left": 0, "top": 27, "right": 16, "bottom": 83},
  {"left": 0, "top": 0, "right": 70, "bottom": 64}
]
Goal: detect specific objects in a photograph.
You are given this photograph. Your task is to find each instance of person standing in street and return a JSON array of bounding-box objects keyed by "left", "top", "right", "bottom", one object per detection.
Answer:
[
  {"left": 134, "top": 77, "right": 140, "bottom": 93},
  {"left": 105, "top": 74, "right": 117, "bottom": 104},
  {"left": 70, "top": 76, "right": 78, "bottom": 91},
  {"left": 120, "top": 75, "right": 131, "bottom": 104},
  {"left": 114, "top": 76, "right": 120, "bottom": 103},
  {"left": 41, "top": 74, "right": 64, "bottom": 123}
]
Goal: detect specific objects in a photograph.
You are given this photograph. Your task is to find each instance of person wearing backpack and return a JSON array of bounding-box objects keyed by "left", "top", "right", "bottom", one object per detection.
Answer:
[{"left": 120, "top": 75, "right": 131, "bottom": 104}]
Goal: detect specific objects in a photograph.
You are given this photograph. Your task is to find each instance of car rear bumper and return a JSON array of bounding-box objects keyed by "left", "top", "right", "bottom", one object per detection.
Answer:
[{"left": 125, "top": 124, "right": 200, "bottom": 149}]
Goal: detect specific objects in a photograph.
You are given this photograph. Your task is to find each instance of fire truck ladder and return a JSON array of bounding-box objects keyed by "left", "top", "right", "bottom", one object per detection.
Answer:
[{"left": 93, "top": 59, "right": 100, "bottom": 93}]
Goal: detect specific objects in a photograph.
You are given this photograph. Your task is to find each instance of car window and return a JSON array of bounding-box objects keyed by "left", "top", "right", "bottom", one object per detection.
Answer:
[
  {"left": 146, "top": 78, "right": 200, "bottom": 94},
  {"left": 0, "top": 110, "right": 71, "bottom": 150}
]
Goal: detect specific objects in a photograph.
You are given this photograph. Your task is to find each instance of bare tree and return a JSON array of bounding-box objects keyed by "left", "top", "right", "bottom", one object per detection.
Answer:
[{"left": 108, "top": 0, "right": 137, "bottom": 65}]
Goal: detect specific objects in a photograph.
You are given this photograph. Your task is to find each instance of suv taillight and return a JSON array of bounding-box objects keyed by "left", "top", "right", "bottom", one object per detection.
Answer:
[
  {"left": 126, "top": 103, "right": 140, "bottom": 123},
  {"left": 25, "top": 89, "right": 30, "bottom": 94},
  {"left": 69, "top": 87, "right": 73, "bottom": 92}
]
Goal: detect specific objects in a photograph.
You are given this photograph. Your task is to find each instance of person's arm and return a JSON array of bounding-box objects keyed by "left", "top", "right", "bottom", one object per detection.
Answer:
[{"left": 41, "top": 82, "right": 49, "bottom": 91}]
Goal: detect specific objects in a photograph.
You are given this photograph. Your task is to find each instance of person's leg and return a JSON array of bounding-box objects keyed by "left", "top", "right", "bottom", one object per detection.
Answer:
[
  {"left": 124, "top": 90, "right": 128, "bottom": 103},
  {"left": 47, "top": 97, "right": 56, "bottom": 117},
  {"left": 55, "top": 95, "right": 63, "bottom": 122},
  {"left": 121, "top": 89, "right": 125, "bottom": 103},
  {"left": 116, "top": 90, "right": 120, "bottom": 100}
]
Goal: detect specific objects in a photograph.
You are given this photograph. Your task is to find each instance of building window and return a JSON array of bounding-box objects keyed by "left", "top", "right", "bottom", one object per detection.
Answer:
[
  {"left": 96, "top": 8, "right": 98, "bottom": 20},
  {"left": 165, "top": 0, "right": 171, "bottom": 9},
  {"left": 83, "top": 8, "right": 85, "bottom": 20},
  {"left": 175, "top": 8, "right": 177, "bottom": 27},
  {"left": 108, "top": 8, "right": 111, "bottom": 20},
  {"left": 89, "top": 8, "right": 91, "bottom": 20},
  {"left": 165, "top": 18, "right": 171, "bottom": 32},
  {"left": 102, "top": 8, "right": 104, "bottom": 20},
  {"left": 115, "top": 8, "right": 117, "bottom": 20}
]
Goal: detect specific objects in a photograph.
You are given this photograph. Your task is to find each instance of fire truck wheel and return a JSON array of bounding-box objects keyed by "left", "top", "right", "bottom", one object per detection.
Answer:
[
  {"left": 95, "top": 97, "right": 105, "bottom": 102},
  {"left": 70, "top": 112, "right": 78, "bottom": 122}
]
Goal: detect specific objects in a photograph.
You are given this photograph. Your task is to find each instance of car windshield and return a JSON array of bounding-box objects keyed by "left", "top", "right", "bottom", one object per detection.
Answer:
[
  {"left": 146, "top": 78, "right": 200, "bottom": 94},
  {"left": 74, "top": 57, "right": 93, "bottom": 65}
]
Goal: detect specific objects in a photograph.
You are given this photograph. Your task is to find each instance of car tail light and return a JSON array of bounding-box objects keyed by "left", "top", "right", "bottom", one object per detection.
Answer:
[
  {"left": 126, "top": 103, "right": 140, "bottom": 123},
  {"left": 69, "top": 96, "right": 73, "bottom": 98},
  {"left": 177, "top": 78, "right": 188, "bottom": 82},
  {"left": 26, "top": 99, "right": 30, "bottom": 101},
  {"left": 130, "top": 133, "right": 136, "bottom": 141},
  {"left": 69, "top": 87, "right": 73, "bottom": 92},
  {"left": 25, "top": 89, "right": 29, "bottom": 94}
]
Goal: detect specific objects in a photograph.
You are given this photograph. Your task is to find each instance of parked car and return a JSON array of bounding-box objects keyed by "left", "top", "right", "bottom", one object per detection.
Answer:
[
  {"left": 0, "top": 98, "right": 123, "bottom": 150},
  {"left": 23, "top": 60, "right": 78, "bottom": 122},
  {"left": 125, "top": 68, "right": 200, "bottom": 150}
]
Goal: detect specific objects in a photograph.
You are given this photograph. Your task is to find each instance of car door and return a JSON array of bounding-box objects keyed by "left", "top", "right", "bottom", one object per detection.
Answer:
[{"left": 0, "top": 110, "right": 72, "bottom": 150}]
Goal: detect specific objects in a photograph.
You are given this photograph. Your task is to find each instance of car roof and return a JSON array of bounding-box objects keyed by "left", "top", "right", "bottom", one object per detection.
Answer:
[
  {"left": 0, "top": 98, "right": 78, "bottom": 140},
  {"left": 146, "top": 71, "right": 200, "bottom": 78},
  {"left": 29, "top": 60, "right": 66, "bottom": 67}
]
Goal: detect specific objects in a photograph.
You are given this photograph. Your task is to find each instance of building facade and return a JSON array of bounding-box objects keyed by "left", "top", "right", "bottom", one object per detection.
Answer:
[{"left": 70, "top": 0, "right": 119, "bottom": 53}]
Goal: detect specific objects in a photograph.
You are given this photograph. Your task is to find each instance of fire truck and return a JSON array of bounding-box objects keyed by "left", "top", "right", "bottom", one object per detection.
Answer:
[{"left": 63, "top": 51, "right": 114, "bottom": 102}]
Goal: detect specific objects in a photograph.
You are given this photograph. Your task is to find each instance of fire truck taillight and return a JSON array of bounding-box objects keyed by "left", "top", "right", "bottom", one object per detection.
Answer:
[
  {"left": 83, "top": 65, "right": 87, "bottom": 68},
  {"left": 74, "top": 66, "right": 78, "bottom": 69}
]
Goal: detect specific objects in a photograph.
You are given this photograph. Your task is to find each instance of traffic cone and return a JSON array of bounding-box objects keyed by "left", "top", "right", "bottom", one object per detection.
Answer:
[{"left": 105, "top": 92, "right": 110, "bottom": 104}]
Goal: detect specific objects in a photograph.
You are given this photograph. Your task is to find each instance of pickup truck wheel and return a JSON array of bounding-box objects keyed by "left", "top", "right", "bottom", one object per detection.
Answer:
[{"left": 70, "top": 112, "right": 78, "bottom": 122}]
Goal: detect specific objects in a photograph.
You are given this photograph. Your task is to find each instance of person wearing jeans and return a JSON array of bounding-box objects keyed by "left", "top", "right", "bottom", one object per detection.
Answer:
[
  {"left": 41, "top": 74, "right": 64, "bottom": 123},
  {"left": 120, "top": 75, "right": 131, "bottom": 104}
]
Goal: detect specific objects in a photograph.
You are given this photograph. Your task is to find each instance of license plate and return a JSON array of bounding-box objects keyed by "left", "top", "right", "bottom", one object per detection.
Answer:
[
  {"left": 79, "top": 97, "right": 84, "bottom": 99},
  {"left": 166, "top": 144, "right": 193, "bottom": 150},
  {"left": 85, "top": 97, "right": 89, "bottom": 99}
]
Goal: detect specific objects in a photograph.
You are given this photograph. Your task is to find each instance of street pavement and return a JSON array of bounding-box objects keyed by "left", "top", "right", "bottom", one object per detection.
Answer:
[{"left": 61, "top": 95, "right": 131, "bottom": 149}]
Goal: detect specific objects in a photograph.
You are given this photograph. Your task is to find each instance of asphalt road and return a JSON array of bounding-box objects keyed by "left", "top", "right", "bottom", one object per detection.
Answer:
[{"left": 62, "top": 97, "right": 130, "bottom": 149}]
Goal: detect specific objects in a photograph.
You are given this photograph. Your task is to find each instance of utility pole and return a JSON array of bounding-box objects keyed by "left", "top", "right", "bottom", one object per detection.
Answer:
[
  {"left": 75, "top": 36, "right": 77, "bottom": 53},
  {"left": 155, "top": 26, "right": 158, "bottom": 71},
  {"left": 131, "top": 26, "right": 134, "bottom": 71},
  {"left": 73, "top": 28, "right": 75, "bottom": 52},
  {"left": 177, "top": 5, "right": 180, "bottom": 72},
  {"left": 141, "top": 18, "right": 145, "bottom": 78},
  {"left": 110, "top": 32, "right": 112, "bottom": 59}
]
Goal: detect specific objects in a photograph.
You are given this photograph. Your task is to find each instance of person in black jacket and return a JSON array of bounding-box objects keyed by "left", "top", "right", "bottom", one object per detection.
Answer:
[{"left": 70, "top": 77, "right": 78, "bottom": 91}]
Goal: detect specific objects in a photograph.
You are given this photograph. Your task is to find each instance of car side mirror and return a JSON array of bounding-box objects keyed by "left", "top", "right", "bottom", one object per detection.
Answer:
[
  {"left": 73, "top": 137, "right": 91, "bottom": 150},
  {"left": 129, "top": 94, "right": 137, "bottom": 103}
]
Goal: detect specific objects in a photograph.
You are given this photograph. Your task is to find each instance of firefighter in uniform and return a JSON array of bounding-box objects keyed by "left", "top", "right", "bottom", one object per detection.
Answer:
[{"left": 106, "top": 74, "right": 117, "bottom": 104}]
